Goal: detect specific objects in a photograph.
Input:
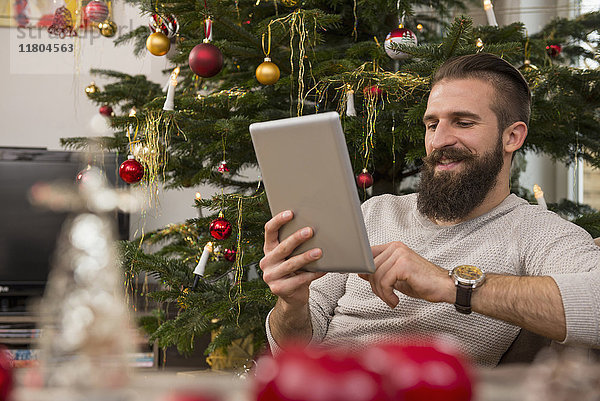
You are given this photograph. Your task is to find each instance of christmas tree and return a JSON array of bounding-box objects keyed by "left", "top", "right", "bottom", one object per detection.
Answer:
[{"left": 61, "top": 2, "right": 600, "bottom": 366}]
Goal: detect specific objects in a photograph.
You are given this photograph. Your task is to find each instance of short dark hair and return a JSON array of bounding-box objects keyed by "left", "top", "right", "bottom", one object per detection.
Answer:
[{"left": 431, "top": 53, "right": 531, "bottom": 133}]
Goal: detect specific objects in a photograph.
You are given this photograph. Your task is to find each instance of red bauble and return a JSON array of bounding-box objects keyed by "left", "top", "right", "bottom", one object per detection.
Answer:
[
  {"left": 99, "top": 105, "right": 113, "bottom": 117},
  {"left": 223, "top": 248, "right": 236, "bottom": 262},
  {"left": 546, "top": 44, "right": 562, "bottom": 58},
  {"left": 189, "top": 42, "right": 223, "bottom": 78},
  {"left": 85, "top": 0, "right": 109, "bottom": 22},
  {"left": 119, "top": 156, "right": 144, "bottom": 184},
  {"left": 209, "top": 216, "right": 232, "bottom": 240},
  {"left": 362, "top": 85, "right": 384, "bottom": 98},
  {"left": 356, "top": 170, "right": 374, "bottom": 189},
  {"left": 384, "top": 27, "right": 418, "bottom": 60},
  {"left": 254, "top": 346, "right": 386, "bottom": 401},
  {"left": 0, "top": 347, "right": 14, "bottom": 401},
  {"left": 360, "top": 343, "right": 473, "bottom": 401}
]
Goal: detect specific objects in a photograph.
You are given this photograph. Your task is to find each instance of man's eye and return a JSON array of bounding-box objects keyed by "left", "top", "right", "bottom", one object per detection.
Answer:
[
  {"left": 457, "top": 121, "right": 474, "bottom": 127},
  {"left": 426, "top": 123, "right": 437, "bottom": 130}
]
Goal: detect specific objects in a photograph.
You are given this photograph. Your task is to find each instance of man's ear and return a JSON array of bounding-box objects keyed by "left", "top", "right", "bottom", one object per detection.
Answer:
[{"left": 504, "top": 121, "right": 528, "bottom": 153}]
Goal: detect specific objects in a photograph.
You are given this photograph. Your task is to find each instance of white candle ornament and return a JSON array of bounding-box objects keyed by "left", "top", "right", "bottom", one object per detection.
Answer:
[
  {"left": 533, "top": 184, "right": 547, "bottom": 210},
  {"left": 193, "top": 242, "right": 213, "bottom": 276},
  {"left": 163, "top": 67, "right": 180, "bottom": 111},
  {"left": 346, "top": 88, "right": 357, "bottom": 116},
  {"left": 483, "top": 0, "right": 498, "bottom": 27}
]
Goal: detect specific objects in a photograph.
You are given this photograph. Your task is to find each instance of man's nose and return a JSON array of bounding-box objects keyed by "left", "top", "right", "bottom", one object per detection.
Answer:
[{"left": 429, "top": 121, "right": 458, "bottom": 150}]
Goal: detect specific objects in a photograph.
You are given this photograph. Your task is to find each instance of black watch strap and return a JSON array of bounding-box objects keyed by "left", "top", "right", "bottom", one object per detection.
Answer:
[{"left": 454, "top": 282, "right": 473, "bottom": 314}]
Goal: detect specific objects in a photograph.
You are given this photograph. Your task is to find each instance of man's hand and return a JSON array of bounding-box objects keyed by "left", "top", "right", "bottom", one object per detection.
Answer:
[
  {"left": 359, "top": 242, "right": 568, "bottom": 342},
  {"left": 260, "top": 210, "right": 325, "bottom": 347},
  {"left": 260, "top": 210, "right": 325, "bottom": 307},
  {"left": 358, "top": 241, "right": 454, "bottom": 308}
]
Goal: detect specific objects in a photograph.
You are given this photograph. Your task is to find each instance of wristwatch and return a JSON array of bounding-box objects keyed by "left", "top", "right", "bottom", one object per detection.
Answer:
[{"left": 449, "top": 265, "right": 485, "bottom": 315}]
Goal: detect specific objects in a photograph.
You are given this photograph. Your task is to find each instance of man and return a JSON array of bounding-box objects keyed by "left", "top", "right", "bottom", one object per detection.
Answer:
[{"left": 259, "top": 53, "right": 600, "bottom": 366}]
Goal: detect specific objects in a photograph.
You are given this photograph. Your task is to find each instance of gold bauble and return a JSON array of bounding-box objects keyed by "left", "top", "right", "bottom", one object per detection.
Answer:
[
  {"left": 279, "top": 0, "right": 299, "bottom": 6},
  {"left": 146, "top": 31, "right": 171, "bottom": 56},
  {"left": 256, "top": 58, "right": 280, "bottom": 85},
  {"left": 85, "top": 82, "right": 98, "bottom": 97},
  {"left": 99, "top": 20, "right": 117, "bottom": 37}
]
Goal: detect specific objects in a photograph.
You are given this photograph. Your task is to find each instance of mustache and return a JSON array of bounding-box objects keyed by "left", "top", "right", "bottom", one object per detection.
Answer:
[{"left": 422, "top": 147, "right": 477, "bottom": 167}]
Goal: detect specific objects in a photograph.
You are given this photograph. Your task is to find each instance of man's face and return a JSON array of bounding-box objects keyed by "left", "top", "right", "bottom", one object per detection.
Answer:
[
  {"left": 417, "top": 78, "right": 506, "bottom": 222},
  {"left": 422, "top": 78, "right": 502, "bottom": 165}
]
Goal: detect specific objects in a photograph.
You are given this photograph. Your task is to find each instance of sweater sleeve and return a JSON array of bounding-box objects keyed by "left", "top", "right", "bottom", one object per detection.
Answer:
[
  {"left": 552, "top": 272, "right": 600, "bottom": 346},
  {"left": 517, "top": 207, "right": 600, "bottom": 346},
  {"left": 265, "top": 273, "right": 349, "bottom": 355}
]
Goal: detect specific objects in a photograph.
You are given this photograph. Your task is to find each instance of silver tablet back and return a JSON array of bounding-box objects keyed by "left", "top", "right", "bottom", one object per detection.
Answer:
[{"left": 250, "top": 112, "right": 375, "bottom": 273}]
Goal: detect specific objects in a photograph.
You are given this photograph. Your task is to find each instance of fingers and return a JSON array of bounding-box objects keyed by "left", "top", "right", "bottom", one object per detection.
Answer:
[
  {"left": 260, "top": 211, "right": 323, "bottom": 299},
  {"left": 378, "top": 267, "right": 401, "bottom": 308},
  {"left": 371, "top": 244, "right": 387, "bottom": 258},
  {"left": 278, "top": 248, "right": 322, "bottom": 278},
  {"left": 261, "top": 252, "right": 325, "bottom": 306},
  {"left": 263, "top": 225, "right": 318, "bottom": 271},
  {"left": 366, "top": 242, "right": 409, "bottom": 309},
  {"left": 264, "top": 210, "right": 293, "bottom": 253},
  {"left": 261, "top": 247, "right": 322, "bottom": 282},
  {"left": 367, "top": 255, "right": 399, "bottom": 308},
  {"left": 268, "top": 270, "right": 326, "bottom": 297}
]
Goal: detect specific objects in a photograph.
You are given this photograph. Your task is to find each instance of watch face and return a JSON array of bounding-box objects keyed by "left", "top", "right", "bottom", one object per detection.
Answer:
[{"left": 454, "top": 265, "right": 484, "bottom": 282}]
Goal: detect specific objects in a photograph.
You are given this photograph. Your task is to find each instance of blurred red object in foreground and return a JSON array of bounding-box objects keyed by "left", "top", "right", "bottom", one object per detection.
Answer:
[
  {"left": 359, "top": 342, "right": 473, "bottom": 401},
  {"left": 253, "top": 341, "right": 472, "bottom": 401},
  {"left": 0, "top": 347, "right": 14, "bottom": 401},
  {"left": 254, "top": 346, "right": 386, "bottom": 401}
]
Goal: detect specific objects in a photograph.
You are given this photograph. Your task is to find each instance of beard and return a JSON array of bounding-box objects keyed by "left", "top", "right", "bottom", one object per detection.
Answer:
[{"left": 417, "top": 138, "right": 504, "bottom": 223}]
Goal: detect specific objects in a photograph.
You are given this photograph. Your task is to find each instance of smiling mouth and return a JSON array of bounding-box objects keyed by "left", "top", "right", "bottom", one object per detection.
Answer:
[{"left": 435, "top": 159, "right": 463, "bottom": 171}]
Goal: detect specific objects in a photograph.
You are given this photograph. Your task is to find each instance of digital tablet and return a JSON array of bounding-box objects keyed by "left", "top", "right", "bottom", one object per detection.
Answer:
[{"left": 249, "top": 112, "right": 376, "bottom": 274}]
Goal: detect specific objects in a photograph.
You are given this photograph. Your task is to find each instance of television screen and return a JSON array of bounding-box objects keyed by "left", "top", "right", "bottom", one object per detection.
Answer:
[{"left": 0, "top": 148, "right": 127, "bottom": 293}]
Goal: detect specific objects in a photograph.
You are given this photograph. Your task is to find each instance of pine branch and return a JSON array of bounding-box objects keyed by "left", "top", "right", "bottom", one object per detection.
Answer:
[{"left": 440, "top": 16, "right": 473, "bottom": 59}]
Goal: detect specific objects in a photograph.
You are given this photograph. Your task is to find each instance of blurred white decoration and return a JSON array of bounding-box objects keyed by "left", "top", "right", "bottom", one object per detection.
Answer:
[
  {"left": 346, "top": 88, "right": 357, "bottom": 116},
  {"left": 89, "top": 114, "right": 112, "bottom": 135},
  {"left": 525, "top": 348, "right": 600, "bottom": 401},
  {"left": 163, "top": 67, "right": 180, "bottom": 111},
  {"left": 533, "top": 184, "right": 547, "bottom": 210},
  {"left": 30, "top": 166, "right": 141, "bottom": 393}
]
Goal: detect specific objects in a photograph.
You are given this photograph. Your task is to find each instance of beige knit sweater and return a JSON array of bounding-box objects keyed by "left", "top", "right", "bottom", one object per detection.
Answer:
[{"left": 266, "top": 193, "right": 600, "bottom": 366}]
